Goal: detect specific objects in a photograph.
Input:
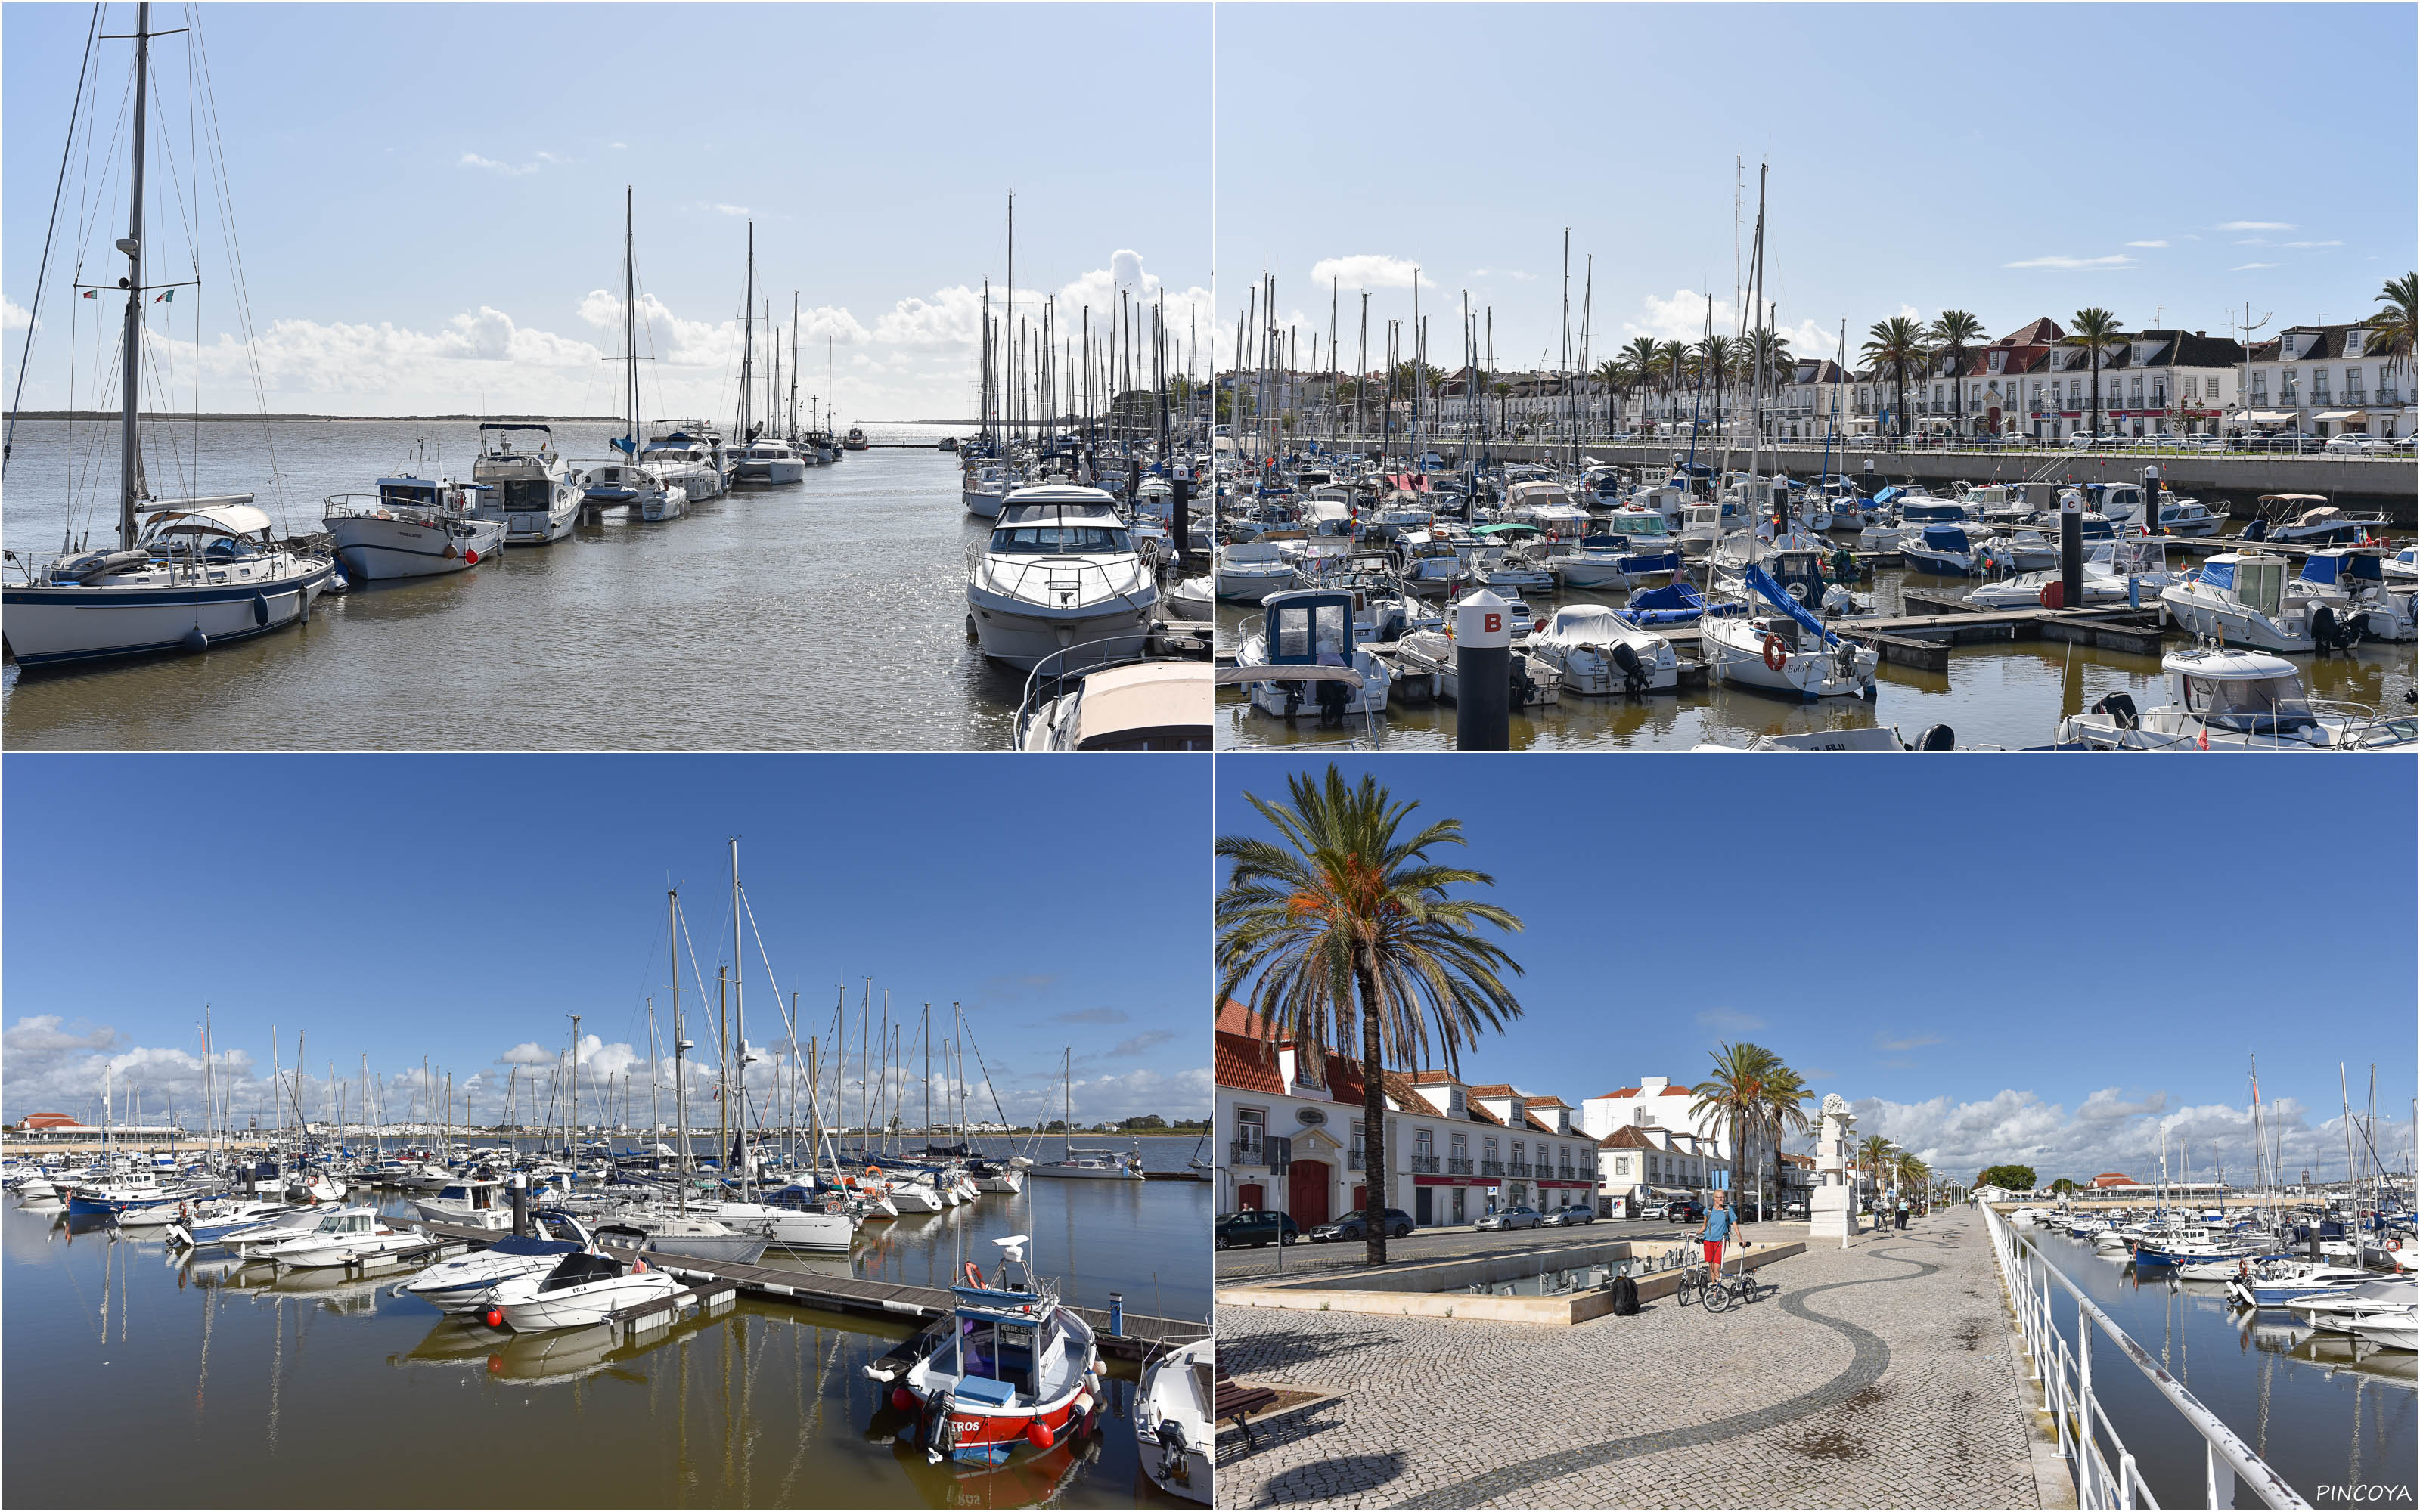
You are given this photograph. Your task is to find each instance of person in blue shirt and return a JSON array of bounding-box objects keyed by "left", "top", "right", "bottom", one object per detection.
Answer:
[{"left": 1695, "top": 1191, "right": 1737, "bottom": 1270}]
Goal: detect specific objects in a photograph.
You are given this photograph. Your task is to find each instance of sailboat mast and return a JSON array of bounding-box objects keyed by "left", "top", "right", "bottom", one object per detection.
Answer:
[
  {"left": 790, "top": 294, "right": 799, "bottom": 439},
  {"left": 731, "top": 835, "right": 746, "bottom": 1201},
  {"left": 670, "top": 888, "right": 688, "bottom": 1216},
  {"left": 1005, "top": 193, "right": 1014, "bottom": 443},
  {"left": 741, "top": 225, "right": 755, "bottom": 438},
  {"left": 116, "top": 2, "right": 152, "bottom": 547},
  {"left": 624, "top": 186, "right": 636, "bottom": 452}
]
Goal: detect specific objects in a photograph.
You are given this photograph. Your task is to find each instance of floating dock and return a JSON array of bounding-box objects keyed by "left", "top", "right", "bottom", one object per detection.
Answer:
[{"left": 414, "top": 1221, "right": 1206, "bottom": 1361}]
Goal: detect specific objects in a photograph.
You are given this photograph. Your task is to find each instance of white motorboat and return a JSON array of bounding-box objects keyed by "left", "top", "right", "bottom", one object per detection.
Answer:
[
  {"left": 1702, "top": 607, "right": 1877, "bottom": 701},
  {"left": 1016, "top": 650, "right": 1213, "bottom": 751},
  {"left": 1165, "top": 575, "right": 1215, "bottom": 621},
  {"left": 2284, "top": 1278, "right": 2419, "bottom": 1334},
  {"left": 732, "top": 438, "right": 808, "bottom": 485},
  {"left": 470, "top": 424, "right": 581, "bottom": 544},
  {"left": 1399, "top": 552, "right": 1469, "bottom": 600},
  {"left": 2255, "top": 497, "right": 2389, "bottom": 546},
  {"left": 257, "top": 1207, "right": 418, "bottom": 1269},
  {"left": 2351, "top": 1308, "right": 2418, "bottom": 1352},
  {"left": 484, "top": 1248, "right": 681, "bottom": 1333},
  {"left": 401, "top": 1216, "right": 595, "bottom": 1312},
  {"left": 2384, "top": 546, "right": 2417, "bottom": 584},
  {"left": 1136, "top": 1337, "right": 1213, "bottom": 1504},
  {"left": 638, "top": 425, "right": 731, "bottom": 500},
  {"left": 966, "top": 488, "right": 1159, "bottom": 671},
  {"left": 2162, "top": 553, "right": 2353, "bottom": 653},
  {"left": 324, "top": 477, "right": 507, "bottom": 581},
  {"left": 2290, "top": 550, "right": 2415, "bottom": 643},
  {"left": 2055, "top": 646, "right": 2413, "bottom": 750},
  {"left": 1231, "top": 588, "right": 1393, "bottom": 720},
  {"left": 1528, "top": 603, "right": 1680, "bottom": 696},
  {"left": 1898, "top": 524, "right": 1984, "bottom": 577},
  {"left": 408, "top": 1177, "right": 513, "bottom": 1230},
  {"left": 2152, "top": 498, "right": 2226, "bottom": 538},
  {"left": 1215, "top": 541, "right": 1300, "bottom": 603},
  {"left": 2229, "top": 1261, "right": 2380, "bottom": 1309},
  {"left": 1394, "top": 628, "right": 1559, "bottom": 709}
]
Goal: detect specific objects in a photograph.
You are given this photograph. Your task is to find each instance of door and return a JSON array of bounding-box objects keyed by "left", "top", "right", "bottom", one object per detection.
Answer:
[
  {"left": 1451, "top": 1187, "right": 1467, "bottom": 1224},
  {"left": 1415, "top": 1185, "right": 1433, "bottom": 1226},
  {"left": 1351, "top": 1183, "right": 1368, "bottom": 1218},
  {"left": 1236, "top": 1184, "right": 1264, "bottom": 1211},
  {"left": 1287, "top": 1160, "right": 1330, "bottom": 1228}
]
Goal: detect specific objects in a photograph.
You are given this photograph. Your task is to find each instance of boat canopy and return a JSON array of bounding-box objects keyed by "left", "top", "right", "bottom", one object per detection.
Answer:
[
  {"left": 1918, "top": 525, "right": 1973, "bottom": 551},
  {"left": 2300, "top": 549, "right": 2384, "bottom": 587},
  {"left": 143, "top": 504, "right": 276, "bottom": 539}
]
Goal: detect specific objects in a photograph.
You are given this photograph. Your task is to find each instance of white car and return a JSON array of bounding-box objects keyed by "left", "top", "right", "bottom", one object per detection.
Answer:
[
  {"left": 2065, "top": 432, "right": 2103, "bottom": 448},
  {"left": 2325, "top": 433, "right": 2390, "bottom": 455}
]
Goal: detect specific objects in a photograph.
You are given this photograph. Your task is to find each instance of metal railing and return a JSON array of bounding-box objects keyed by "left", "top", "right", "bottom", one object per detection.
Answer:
[
  {"left": 1348, "top": 1151, "right": 1367, "bottom": 1170},
  {"left": 1229, "top": 1139, "right": 1264, "bottom": 1166},
  {"left": 1410, "top": 1154, "right": 1440, "bottom": 1173},
  {"left": 1480, "top": 1160, "right": 1506, "bottom": 1176},
  {"left": 1981, "top": 1204, "right": 2307, "bottom": 1510},
  {"left": 1506, "top": 1161, "right": 1534, "bottom": 1178},
  {"left": 1447, "top": 1156, "right": 1474, "bottom": 1175}
]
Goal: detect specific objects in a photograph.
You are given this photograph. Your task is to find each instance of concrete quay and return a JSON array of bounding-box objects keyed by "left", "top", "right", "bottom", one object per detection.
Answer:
[{"left": 1216, "top": 1207, "right": 2069, "bottom": 1510}]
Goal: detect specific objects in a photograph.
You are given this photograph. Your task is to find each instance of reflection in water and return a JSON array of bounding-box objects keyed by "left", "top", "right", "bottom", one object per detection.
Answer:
[{"left": 2, "top": 1182, "right": 1194, "bottom": 1508}]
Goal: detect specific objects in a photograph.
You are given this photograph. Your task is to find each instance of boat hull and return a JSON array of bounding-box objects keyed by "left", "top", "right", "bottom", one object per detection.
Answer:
[
  {"left": 327, "top": 516, "right": 504, "bottom": 581},
  {"left": 4, "top": 565, "right": 333, "bottom": 668},
  {"left": 496, "top": 1272, "right": 681, "bottom": 1332},
  {"left": 966, "top": 596, "right": 1155, "bottom": 673}
]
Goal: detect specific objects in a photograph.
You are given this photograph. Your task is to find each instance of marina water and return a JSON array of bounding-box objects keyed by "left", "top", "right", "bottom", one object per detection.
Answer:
[
  {"left": 2022, "top": 1228, "right": 2413, "bottom": 1507},
  {"left": 2, "top": 420, "right": 1032, "bottom": 751},
  {"left": 1, "top": 1137, "right": 1208, "bottom": 1508}
]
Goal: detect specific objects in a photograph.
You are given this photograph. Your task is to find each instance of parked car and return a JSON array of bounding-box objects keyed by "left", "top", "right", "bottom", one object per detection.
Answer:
[
  {"left": 2181, "top": 433, "right": 2225, "bottom": 451},
  {"left": 1637, "top": 1201, "right": 1670, "bottom": 1221},
  {"left": 1307, "top": 1207, "right": 1415, "bottom": 1243},
  {"left": 2065, "top": 432, "right": 2106, "bottom": 449},
  {"left": 1475, "top": 1205, "right": 1543, "bottom": 1232},
  {"left": 1544, "top": 1204, "right": 1595, "bottom": 1226},
  {"left": 1667, "top": 1201, "right": 1705, "bottom": 1224},
  {"left": 1215, "top": 1210, "right": 1300, "bottom": 1249},
  {"left": 2326, "top": 433, "right": 2391, "bottom": 455}
]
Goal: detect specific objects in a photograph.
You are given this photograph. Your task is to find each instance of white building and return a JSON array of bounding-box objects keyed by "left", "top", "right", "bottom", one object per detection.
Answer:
[{"left": 2237, "top": 322, "right": 2412, "bottom": 439}]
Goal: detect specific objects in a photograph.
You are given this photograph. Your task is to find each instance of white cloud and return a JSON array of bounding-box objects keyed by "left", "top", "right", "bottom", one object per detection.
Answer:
[
  {"left": 1876, "top": 1032, "right": 1944, "bottom": 1052},
  {"left": 498, "top": 1042, "right": 555, "bottom": 1067},
  {"left": 711, "top": 203, "right": 752, "bottom": 218},
  {"left": 1624, "top": 287, "right": 1733, "bottom": 343},
  {"left": 2124, "top": 240, "right": 2170, "bottom": 249},
  {"left": 2283, "top": 240, "right": 2343, "bottom": 249},
  {"left": 1308, "top": 254, "right": 1427, "bottom": 290},
  {"left": 2, "top": 296, "right": 34, "bottom": 332},
  {"left": 459, "top": 153, "right": 539, "bottom": 178},
  {"left": 2003, "top": 254, "right": 2136, "bottom": 271},
  {"left": 2217, "top": 220, "right": 2294, "bottom": 231},
  {"left": 2232, "top": 262, "right": 2280, "bottom": 272}
]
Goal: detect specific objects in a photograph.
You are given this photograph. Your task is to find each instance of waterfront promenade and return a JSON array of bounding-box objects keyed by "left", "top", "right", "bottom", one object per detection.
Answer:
[{"left": 1217, "top": 1207, "right": 2064, "bottom": 1510}]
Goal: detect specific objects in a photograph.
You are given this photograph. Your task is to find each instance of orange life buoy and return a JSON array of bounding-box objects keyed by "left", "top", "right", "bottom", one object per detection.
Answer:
[
  {"left": 1761, "top": 634, "right": 1788, "bottom": 672},
  {"left": 866, "top": 1166, "right": 881, "bottom": 1178},
  {"left": 963, "top": 1260, "right": 985, "bottom": 1288}
]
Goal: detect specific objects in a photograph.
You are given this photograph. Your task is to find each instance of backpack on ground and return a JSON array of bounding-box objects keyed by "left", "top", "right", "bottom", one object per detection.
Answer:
[{"left": 1608, "top": 1273, "right": 1640, "bottom": 1315}]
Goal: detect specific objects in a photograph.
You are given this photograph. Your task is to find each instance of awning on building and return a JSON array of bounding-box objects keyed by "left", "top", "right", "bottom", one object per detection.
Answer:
[
  {"left": 2234, "top": 410, "right": 2296, "bottom": 424},
  {"left": 2311, "top": 410, "right": 2363, "bottom": 422}
]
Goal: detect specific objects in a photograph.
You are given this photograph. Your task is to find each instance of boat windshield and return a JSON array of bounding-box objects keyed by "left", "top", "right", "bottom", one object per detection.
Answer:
[
  {"left": 380, "top": 484, "right": 439, "bottom": 510},
  {"left": 2183, "top": 674, "right": 2318, "bottom": 734},
  {"left": 988, "top": 525, "right": 1131, "bottom": 554},
  {"left": 499, "top": 479, "right": 554, "bottom": 512}
]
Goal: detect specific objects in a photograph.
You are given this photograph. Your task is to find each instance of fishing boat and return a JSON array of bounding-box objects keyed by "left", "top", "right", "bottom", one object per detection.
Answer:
[
  {"left": 843, "top": 426, "right": 869, "bottom": 451},
  {"left": 469, "top": 425, "right": 581, "bottom": 544},
  {"left": 481, "top": 1247, "right": 681, "bottom": 1332},
  {"left": 1, "top": 11, "right": 336, "bottom": 669},
  {"left": 965, "top": 488, "right": 1159, "bottom": 671},
  {"left": 407, "top": 1176, "right": 513, "bottom": 1230},
  {"left": 323, "top": 476, "right": 505, "bottom": 581},
  {"left": 1136, "top": 1337, "right": 1213, "bottom": 1504},
  {"left": 2054, "top": 647, "right": 2412, "bottom": 750},
  {"left": 1527, "top": 604, "right": 1680, "bottom": 696},
  {"left": 887, "top": 1235, "right": 1104, "bottom": 1466}
]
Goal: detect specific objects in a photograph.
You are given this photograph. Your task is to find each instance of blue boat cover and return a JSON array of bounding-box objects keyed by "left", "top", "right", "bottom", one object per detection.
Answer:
[
  {"left": 1742, "top": 563, "right": 1841, "bottom": 647},
  {"left": 1919, "top": 525, "right": 1972, "bottom": 551},
  {"left": 2202, "top": 559, "right": 2236, "bottom": 592},
  {"left": 1872, "top": 485, "right": 1902, "bottom": 507}
]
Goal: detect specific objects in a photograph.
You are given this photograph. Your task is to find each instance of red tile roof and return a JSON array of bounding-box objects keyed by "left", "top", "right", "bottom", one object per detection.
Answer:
[
  {"left": 1597, "top": 1126, "right": 1659, "bottom": 1150},
  {"left": 1213, "top": 1032, "right": 1284, "bottom": 1095},
  {"left": 1467, "top": 1102, "right": 1506, "bottom": 1126},
  {"left": 1596, "top": 1087, "right": 1640, "bottom": 1098},
  {"left": 1216, "top": 1000, "right": 1276, "bottom": 1040},
  {"left": 1467, "top": 1083, "right": 1516, "bottom": 1098},
  {"left": 1522, "top": 1095, "right": 1568, "bottom": 1108},
  {"left": 1523, "top": 1113, "right": 1563, "bottom": 1134},
  {"left": 1410, "top": 1070, "right": 1455, "bottom": 1084}
]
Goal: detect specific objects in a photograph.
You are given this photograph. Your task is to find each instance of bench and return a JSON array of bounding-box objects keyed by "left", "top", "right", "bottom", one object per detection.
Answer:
[{"left": 1213, "top": 1363, "right": 1280, "bottom": 1448}]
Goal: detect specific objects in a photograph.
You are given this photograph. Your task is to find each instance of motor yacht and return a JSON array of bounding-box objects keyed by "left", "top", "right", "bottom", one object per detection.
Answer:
[
  {"left": 1215, "top": 541, "right": 1301, "bottom": 603},
  {"left": 259, "top": 1207, "right": 420, "bottom": 1269},
  {"left": 2054, "top": 646, "right": 2413, "bottom": 750},
  {"left": 408, "top": 1176, "right": 513, "bottom": 1230},
  {"left": 470, "top": 424, "right": 580, "bottom": 544},
  {"left": 1016, "top": 649, "right": 1213, "bottom": 751},
  {"left": 965, "top": 488, "right": 1158, "bottom": 671},
  {"left": 482, "top": 1247, "right": 681, "bottom": 1332},
  {"left": 2161, "top": 553, "right": 2360, "bottom": 653},
  {"left": 323, "top": 476, "right": 507, "bottom": 581}
]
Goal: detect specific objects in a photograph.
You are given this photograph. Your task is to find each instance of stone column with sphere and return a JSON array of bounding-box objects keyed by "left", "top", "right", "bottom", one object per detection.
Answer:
[{"left": 1810, "top": 1093, "right": 1858, "bottom": 1246}]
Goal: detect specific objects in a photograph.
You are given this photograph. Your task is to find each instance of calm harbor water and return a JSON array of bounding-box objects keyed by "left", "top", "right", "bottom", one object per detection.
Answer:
[
  {"left": 2025, "top": 1229, "right": 2414, "bottom": 1507},
  {"left": 2, "top": 1140, "right": 1208, "bottom": 1509},
  {"left": 2, "top": 420, "right": 1033, "bottom": 750},
  {"left": 1217, "top": 552, "right": 2417, "bottom": 750}
]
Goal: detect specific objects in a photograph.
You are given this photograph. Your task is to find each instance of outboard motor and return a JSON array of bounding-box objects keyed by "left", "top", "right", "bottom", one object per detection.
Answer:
[
  {"left": 1610, "top": 639, "right": 1649, "bottom": 698},
  {"left": 1914, "top": 724, "right": 1957, "bottom": 751},
  {"left": 2090, "top": 692, "right": 2139, "bottom": 730},
  {"left": 1314, "top": 676, "right": 1350, "bottom": 726}
]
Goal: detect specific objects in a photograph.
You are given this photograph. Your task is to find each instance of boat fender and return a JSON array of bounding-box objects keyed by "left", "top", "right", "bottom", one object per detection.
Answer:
[
  {"left": 1073, "top": 1389, "right": 1095, "bottom": 1422},
  {"left": 181, "top": 626, "right": 209, "bottom": 653},
  {"left": 252, "top": 592, "right": 269, "bottom": 627},
  {"left": 1025, "top": 1420, "right": 1055, "bottom": 1450},
  {"left": 1915, "top": 724, "right": 1956, "bottom": 751},
  {"left": 1761, "top": 634, "right": 1787, "bottom": 673},
  {"left": 2090, "top": 692, "right": 2139, "bottom": 730}
]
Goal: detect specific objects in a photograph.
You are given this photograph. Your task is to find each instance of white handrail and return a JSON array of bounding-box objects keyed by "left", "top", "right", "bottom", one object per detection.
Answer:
[{"left": 1981, "top": 1204, "right": 2308, "bottom": 1510}]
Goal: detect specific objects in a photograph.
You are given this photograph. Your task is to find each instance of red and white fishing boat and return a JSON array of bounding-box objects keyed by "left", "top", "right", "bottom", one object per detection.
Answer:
[{"left": 885, "top": 1235, "right": 1103, "bottom": 1466}]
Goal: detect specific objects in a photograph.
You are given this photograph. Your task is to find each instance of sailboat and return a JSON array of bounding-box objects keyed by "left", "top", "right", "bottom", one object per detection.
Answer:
[
  {"left": 1026, "top": 1050, "right": 1143, "bottom": 1180},
  {"left": 729, "top": 228, "right": 807, "bottom": 485},
  {"left": 582, "top": 189, "right": 687, "bottom": 522},
  {"left": 2, "top": 5, "right": 335, "bottom": 667}
]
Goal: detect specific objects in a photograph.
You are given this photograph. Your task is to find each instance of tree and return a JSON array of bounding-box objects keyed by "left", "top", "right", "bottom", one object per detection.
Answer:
[
  {"left": 1860, "top": 317, "right": 1930, "bottom": 450},
  {"left": 1216, "top": 767, "right": 1525, "bottom": 1267},
  {"left": 1656, "top": 339, "right": 1691, "bottom": 417},
  {"left": 1926, "top": 311, "right": 1987, "bottom": 435},
  {"left": 1757, "top": 1063, "right": 1813, "bottom": 1215},
  {"left": 1696, "top": 335, "right": 1737, "bottom": 438},
  {"left": 1855, "top": 1132, "right": 1893, "bottom": 1207},
  {"left": 2066, "top": 308, "right": 2124, "bottom": 440},
  {"left": 1690, "top": 1043, "right": 1777, "bottom": 1218},
  {"left": 1122, "top": 1114, "right": 1169, "bottom": 1132},
  {"left": 1620, "top": 336, "right": 1661, "bottom": 432},
  {"left": 2049, "top": 1177, "right": 2079, "bottom": 1195},
  {"left": 1593, "top": 359, "right": 1624, "bottom": 436},
  {"left": 1975, "top": 1163, "right": 2037, "bottom": 1191},
  {"left": 2370, "top": 272, "right": 2416, "bottom": 395}
]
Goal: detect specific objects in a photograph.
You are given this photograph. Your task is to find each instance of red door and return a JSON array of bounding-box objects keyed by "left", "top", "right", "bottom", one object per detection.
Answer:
[
  {"left": 1351, "top": 1184, "right": 1369, "bottom": 1217},
  {"left": 1288, "top": 1160, "right": 1330, "bottom": 1227},
  {"left": 1236, "top": 1184, "right": 1264, "bottom": 1211}
]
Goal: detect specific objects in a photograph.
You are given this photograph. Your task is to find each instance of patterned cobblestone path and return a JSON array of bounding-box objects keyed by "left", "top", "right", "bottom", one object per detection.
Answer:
[{"left": 1217, "top": 1208, "right": 2045, "bottom": 1510}]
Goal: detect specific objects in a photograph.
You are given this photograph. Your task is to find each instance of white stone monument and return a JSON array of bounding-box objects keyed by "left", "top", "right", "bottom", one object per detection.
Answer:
[{"left": 1809, "top": 1092, "right": 1858, "bottom": 1246}]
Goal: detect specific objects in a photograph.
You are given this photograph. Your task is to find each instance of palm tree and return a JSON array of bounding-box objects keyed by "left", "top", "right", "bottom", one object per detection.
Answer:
[
  {"left": 1620, "top": 336, "right": 1661, "bottom": 432},
  {"left": 1925, "top": 311, "right": 1986, "bottom": 436},
  {"left": 1689, "top": 1043, "right": 1776, "bottom": 1217},
  {"left": 2065, "top": 308, "right": 2124, "bottom": 441},
  {"left": 2369, "top": 273, "right": 2416, "bottom": 395},
  {"left": 1756, "top": 1064, "right": 1813, "bottom": 1216},
  {"left": 1656, "top": 339, "right": 1691, "bottom": 421},
  {"left": 1855, "top": 1132, "right": 1893, "bottom": 1211},
  {"left": 1215, "top": 766, "right": 1525, "bottom": 1267},
  {"left": 1592, "top": 359, "right": 1624, "bottom": 437},
  {"left": 1860, "top": 316, "right": 1930, "bottom": 450}
]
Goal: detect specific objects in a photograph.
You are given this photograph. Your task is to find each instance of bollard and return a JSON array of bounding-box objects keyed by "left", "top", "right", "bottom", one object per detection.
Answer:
[
  {"left": 1454, "top": 590, "right": 1512, "bottom": 751},
  {"left": 2059, "top": 495, "right": 2084, "bottom": 616},
  {"left": 1171, "top": 469, "right": 1194, "bottom": 571},
  {"left": 510, "top": 1173, "right": 529, "bottom": 1238},
  {"left": 1108, "top": 1290, "right": 1124, "bottom": 1337}
]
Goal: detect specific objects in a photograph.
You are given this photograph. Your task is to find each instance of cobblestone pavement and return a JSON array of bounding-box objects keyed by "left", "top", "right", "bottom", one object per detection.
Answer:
[
  {"left": 1216, "top": 1208, "right": 2043, "bottom": 1510},
  {"left": 1218, "top": 1218, "right": 1723, "bottom": 1284}
]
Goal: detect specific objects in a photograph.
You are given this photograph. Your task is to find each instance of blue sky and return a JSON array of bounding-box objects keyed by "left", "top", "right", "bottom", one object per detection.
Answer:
[
  {"left": 1216, "top": 5, "right": 2418, "bottom": 375},
  {"left": 2, "top": 3, "right": 1211, "bottom": 419},
  {"left": 1215, "top": 756, "right": 2417, "bottom": 1186},
  {"left": 3, "top": 754, "right": 1208, "bottom": 1129}
]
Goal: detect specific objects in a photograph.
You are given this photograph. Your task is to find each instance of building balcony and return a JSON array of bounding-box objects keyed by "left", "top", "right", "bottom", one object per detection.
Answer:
[
  {"left": 1506, "top": 1162, "right": 1534, "bottom": 1179},
  {"left": 1558, "top": 1165, "right": 1579, "bottom": 1181},
  {"left": 1230, "top": 1139, "right": 1265, "bottom": 1166},
  {"left": 1480, "top": 1160, "right": 1506, "bottom": 1177},
  {"left": 1348, "top": 1150, "right": 1367, "bottom": 1170},
  {"left": 1447, "top": 1157, "right": 1475, "bottom": 1175},
  {"left": 1410, "top": 1154, "right": 1441, "bottom": 1174}
]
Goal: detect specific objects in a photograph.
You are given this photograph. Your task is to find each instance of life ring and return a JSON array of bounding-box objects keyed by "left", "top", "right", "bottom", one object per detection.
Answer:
[
  {"left": 1761, "top": 634, "right": 1788, "bottom": 672},
  {"left": 866, "top": 1166, "right": 881, "bottom": 1178},
  {"left": 963, "top": 1260, "right": 985, "bottom": 1288}
]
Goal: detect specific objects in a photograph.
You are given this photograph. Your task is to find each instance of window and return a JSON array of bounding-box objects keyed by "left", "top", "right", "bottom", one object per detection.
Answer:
[
  {"left": 2347, "top": 367, "right": 2365, "bottom": 400},
  {"left": 2207, "top": 376, "right": 2221, "bottom": 398},
  {"left": 2253, "top": 372, "right": 2269, "bottom": 398},
  {"left": 2282, "top": 369, "right": 2298, "bottom": 401},
  {"left": 1235, "top": 1108, "right": 1266, "bottom": 1158}
]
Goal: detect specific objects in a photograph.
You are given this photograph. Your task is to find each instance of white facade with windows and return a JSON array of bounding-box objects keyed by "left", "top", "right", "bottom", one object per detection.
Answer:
[{"left": 2236, "top": 324, "right": 2411, "bottom": 438}]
